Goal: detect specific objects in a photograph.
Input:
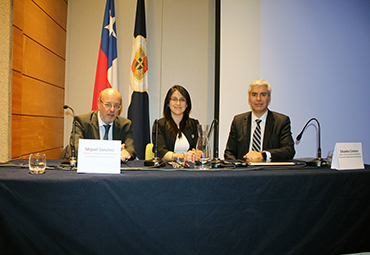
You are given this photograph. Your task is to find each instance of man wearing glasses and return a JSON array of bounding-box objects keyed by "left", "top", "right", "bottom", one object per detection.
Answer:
[{"left": 65, "top": 88, "right": 136, "bottom": 161}]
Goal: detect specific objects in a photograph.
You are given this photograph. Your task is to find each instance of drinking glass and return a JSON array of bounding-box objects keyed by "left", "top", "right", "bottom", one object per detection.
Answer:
[
  {"left": 29, "top": 153, "right": 46, "bottom": 174},
  {"left": 326, "top": 150, "right": 333, "bottom": 165},
  {"left": 175, "top": 153, "right": 186, "bottom": 168},
  {"left": 195, "top": 124, "right": 211, "bottom": 169}
]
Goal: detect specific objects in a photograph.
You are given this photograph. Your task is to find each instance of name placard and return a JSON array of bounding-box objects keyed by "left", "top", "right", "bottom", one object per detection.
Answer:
[
  {"left": 331, "top": 142, "right": 364, "bottom": 170},
  {"left": 77, "top": 139, "right": 121, "bottom": 174}
]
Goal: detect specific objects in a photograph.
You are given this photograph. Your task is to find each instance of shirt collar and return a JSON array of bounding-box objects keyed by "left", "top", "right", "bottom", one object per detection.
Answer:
[{"left": 251, "top": 110, "right": 268, "bottom": 124}]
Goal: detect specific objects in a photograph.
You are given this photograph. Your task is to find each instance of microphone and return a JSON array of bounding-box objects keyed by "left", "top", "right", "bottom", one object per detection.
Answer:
[
  {"left": 208, "top": 119, "right": 224, "bottom": 168},
  {"left": 63, "top": 104, "right": 75, "bottom": 114},
  {"left": 63, "top": 105, "right": 77, "bottom": 168},
  {"left": 144, "top": 119, "right": 165, "bottom": 167},
  {"left": 296, "top": 118, "right": 327, "bottom": 167}
]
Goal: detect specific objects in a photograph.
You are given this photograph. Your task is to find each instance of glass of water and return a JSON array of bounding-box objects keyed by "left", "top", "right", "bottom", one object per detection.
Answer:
[
  {"left": 326, "top": 150, "right": 333, "bottom": 166},
  {"left": 175, "top": 153, "right": 186, "bottom": 168},
  {"left": 29, "top": 153, "right": 46, "bottom": 174}
]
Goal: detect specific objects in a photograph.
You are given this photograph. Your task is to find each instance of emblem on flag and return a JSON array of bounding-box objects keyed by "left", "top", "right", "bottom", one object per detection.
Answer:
[
  {"left": 131, "top": 47, "right": 148, "bottom": 82},
  {"left": 130, "top": 35, "right": 148, "bottom": 92}
]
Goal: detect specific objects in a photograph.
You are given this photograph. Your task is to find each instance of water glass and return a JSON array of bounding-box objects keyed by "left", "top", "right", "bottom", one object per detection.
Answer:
[
  {"left": 175, "top": 153, "right": 186, "bottom": 168},
  {"left": 326, "top": 150, "right": 333, "bottom": 165},
  {"left": 29, "top": 153, "right": 46, "bottom": 174},
  {"left": 195, "top": 124, "right": 211, "bottom": 169}
]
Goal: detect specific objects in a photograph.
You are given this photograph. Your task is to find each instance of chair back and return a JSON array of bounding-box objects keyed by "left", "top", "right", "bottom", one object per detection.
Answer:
[{"left": 145, "top": 143, "right": 155, "bottom": 160}]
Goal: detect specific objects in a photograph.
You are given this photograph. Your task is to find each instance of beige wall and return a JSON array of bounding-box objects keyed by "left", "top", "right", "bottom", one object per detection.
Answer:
[
  {"left": 0, "top": 0, "right": 12, "bottom": 162},
  {"left": 219, "top": 0, "right": 261, "bottom": 156},
  {"left": 64, "top": 0, "right": 215, "bottom": 145}
]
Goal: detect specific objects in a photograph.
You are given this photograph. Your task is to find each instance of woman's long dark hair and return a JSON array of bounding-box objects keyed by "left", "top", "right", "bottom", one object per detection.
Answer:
[{"left": 163, "top": 85, "right": 192, "bottom": 138}]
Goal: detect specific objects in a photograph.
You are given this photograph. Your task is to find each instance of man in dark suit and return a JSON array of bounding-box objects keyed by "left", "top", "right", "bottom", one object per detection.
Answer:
[
  {"left": 224, "top": 79, "right": 295, "bottom": 160},
  {"left": 63, "top": 88, "right": 136, "bottom": 161}
]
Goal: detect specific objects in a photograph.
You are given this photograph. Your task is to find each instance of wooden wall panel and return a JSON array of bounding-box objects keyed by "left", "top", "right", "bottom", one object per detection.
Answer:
[
  {"left": 33, "top": 0, "right": 67, "bottom": 30},
  {"left": 12, "top": 74, "right": 64, "bottom": 117},
  {"left": 24, "top": 0, "right": 66, "bottom": 58},
  {"left": 15, "top": 148, "right": 63, "bottom": 160},
  {"left": 12, "top": 0, "right": 25, "bottom": 30},
  {"left": 12, "top": 27, "right": 23, "bottom": 72},
  {"left": 11, "top": 117, "right": 22, "bottom": 158},
  {"left": 23, "top": 37, "right": 65, "bottom": 88},
  {"left": 11, "top": 0, "right": 67, "bottom": 160},
  {"left": 45, "top": 148, "right": 64, "bottom": 159},
  {"left": 11, "top": 71, "right": 23, "bottom": 114},
  {"left": 12, "top": 116, "right": 64, "bottom": 158}
]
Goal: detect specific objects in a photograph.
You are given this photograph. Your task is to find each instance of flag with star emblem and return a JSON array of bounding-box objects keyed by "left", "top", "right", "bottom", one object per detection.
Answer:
[
  {"left": 92, "top": 0, "right": 118, "bottom": 111},
  {"left": 127, "top": 0, "right": 150, "bottom": 159}
]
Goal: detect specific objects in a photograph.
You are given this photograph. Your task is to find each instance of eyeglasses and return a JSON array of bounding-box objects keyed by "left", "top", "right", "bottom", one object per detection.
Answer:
[
  {"left": 170, "top": 97, "right": 186, "bottom": 103},
  {"left": 100, "top": 100, "right": 122, "bottom": 110}
]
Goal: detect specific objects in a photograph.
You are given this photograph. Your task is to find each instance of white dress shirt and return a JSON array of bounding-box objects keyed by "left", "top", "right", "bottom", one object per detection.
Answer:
[
  {"left": 249, "top": 111, "right": 271, "bottom": 159},
  {"left": 174, "top": 132, "right": 190, "bottom": 154},
  {"left": 98, "top": 111, "right": 113, "bottom": 140}
]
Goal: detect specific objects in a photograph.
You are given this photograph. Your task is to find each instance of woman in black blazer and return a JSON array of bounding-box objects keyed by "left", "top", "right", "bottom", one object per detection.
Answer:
[{"left": 152, "top": 85, "right": 199, "bottom": 161}]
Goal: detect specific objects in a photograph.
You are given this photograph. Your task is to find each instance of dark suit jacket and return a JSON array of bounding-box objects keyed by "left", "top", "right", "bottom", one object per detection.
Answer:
[
  {"left": 62, "top": 110, "right": 136, "bottom": 159},
  {"left": 153, "top": 117, "right": 199, "bottom": 159},
  {"left": 224, "top": 110, "right": 295, "bottom": 160}
]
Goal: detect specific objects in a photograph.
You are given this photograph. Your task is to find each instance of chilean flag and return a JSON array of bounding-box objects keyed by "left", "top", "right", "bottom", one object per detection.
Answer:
[
  {"left": 127, "top": 0, "right": 150, "bottom": 159},
  {"left": 92, "top": 0, "right": 118, "bottom": 111}
]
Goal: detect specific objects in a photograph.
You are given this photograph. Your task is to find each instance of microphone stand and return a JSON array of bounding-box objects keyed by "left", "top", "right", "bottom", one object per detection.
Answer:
[
  {"left": 208, "top": 119, "right": 223, "bottom": 168},
  {"left": 296, "top": 118, "right": 327, "bottom": 167},
  {"left": 144, "top": 119, "right": 165, "bottom": 167},
  {"left": 63, "top": 105, "right": 77, "bottom": 168},
  {"left": 70, "top": 115, "right": 77, "bottom": 168}
]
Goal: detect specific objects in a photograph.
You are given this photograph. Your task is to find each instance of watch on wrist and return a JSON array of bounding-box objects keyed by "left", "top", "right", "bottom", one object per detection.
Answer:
[{"left": 262, "top": 151, "right": 267, "bottom": 160}]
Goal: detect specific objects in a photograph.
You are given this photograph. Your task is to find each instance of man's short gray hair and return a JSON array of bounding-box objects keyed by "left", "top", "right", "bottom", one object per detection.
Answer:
[{"left": 248, "top": 79, "right": 272, "bottom": 96}]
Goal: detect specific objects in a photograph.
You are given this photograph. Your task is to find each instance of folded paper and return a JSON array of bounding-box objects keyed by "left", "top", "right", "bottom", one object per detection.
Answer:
[
  {"left": 331, "top": 142, "right": 364, "bottom": 170},
  {"left": 77, "top": 139, "right": 121, "bottom": 174}
]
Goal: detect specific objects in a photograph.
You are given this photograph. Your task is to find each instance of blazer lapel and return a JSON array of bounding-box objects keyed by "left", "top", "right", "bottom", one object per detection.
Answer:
[
  {"left": 242, "top": 113, "right": 252, "bottom": 153},
  {"left": 183, "top": 129, "right": 194, "bottom": 143},
  {"left": 183, "top": 123, "right": 197, "bottom": 148},
  {"left": 263, "top": 110, "right": 274, "bottom": 149},
  {"left": 112, "top": 118, "right": 122, "bottom": 140},
  {"left": 90, "top": 111, "right": 101, "bottom": 139}
]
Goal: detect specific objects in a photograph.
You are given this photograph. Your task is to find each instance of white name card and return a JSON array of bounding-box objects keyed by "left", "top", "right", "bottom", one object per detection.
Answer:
[
  {"left": 77, "top": 139, "right": 121, "bottom": 174},
  {"left": 331, "top": 142, "right": 364, "bottom": 170}
]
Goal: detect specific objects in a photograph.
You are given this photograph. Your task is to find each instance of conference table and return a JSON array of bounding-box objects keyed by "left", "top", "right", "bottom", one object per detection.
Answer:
[{"left": 1, "top": 159, "right": 370, "bottom": 255}]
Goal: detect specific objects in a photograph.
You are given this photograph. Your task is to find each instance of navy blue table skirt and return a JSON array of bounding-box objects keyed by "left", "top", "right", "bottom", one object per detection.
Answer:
[{"left": 1, "top": 160, "right": 370, "bottom": 255}]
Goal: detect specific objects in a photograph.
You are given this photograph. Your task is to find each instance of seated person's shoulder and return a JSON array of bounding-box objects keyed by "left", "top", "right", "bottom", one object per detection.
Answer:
[
  {"left": 270, "top": 111, "right": 290, "bottom": 120},
  {"left": 233, "top": 112, "right": 250, "bottom": 122},
  {"left": 116, "top": 116, "right": 132, "bottom": 125},
  {"left": 269, "top": 111, "right": 292, "bottom": 126},
  {"left": 75, "top": 111, "right": 96, "bottom": 122},
  {"left": 157, "top": 117, "right": 166, "bottom": 124},
  {"left": 153, "top": 117, "right": 166, "bottom": 127},
  {"left": 189, "top": 118, "right": 199, "bottom": 124}
]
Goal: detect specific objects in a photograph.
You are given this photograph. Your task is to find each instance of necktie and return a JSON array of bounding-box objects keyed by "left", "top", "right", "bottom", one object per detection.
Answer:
[
  {"left": 251, "top": 119, "right": 262, "bottom": 152},
  {"left": 103, "top": 125, "right": 111, "bottom": 140}
]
